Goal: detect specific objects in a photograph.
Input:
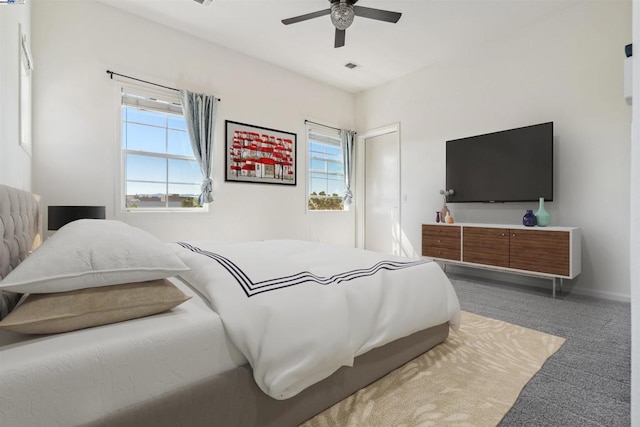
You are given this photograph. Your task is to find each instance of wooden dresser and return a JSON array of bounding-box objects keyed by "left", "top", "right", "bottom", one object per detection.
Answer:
[{"left": 422, "top": 223, "right": 581, "bottom": 296}]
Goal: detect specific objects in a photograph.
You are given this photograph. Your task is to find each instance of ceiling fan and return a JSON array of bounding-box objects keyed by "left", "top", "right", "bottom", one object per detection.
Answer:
[{"left": 281, "top": 0, "right": 402, "bottom": 48}]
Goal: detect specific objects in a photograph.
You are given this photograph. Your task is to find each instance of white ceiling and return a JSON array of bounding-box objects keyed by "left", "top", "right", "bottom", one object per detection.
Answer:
[{"left": 99, "top": 0, "right": 579, "bottom": 93}]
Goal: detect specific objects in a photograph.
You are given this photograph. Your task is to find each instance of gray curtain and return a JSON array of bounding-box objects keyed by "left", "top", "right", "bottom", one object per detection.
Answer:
[
  {"left": 179, "top": 89, "right": 219, "bottom": 205},
  {"left": 340, "top": 129, "right": 356, "bottom": 207}
]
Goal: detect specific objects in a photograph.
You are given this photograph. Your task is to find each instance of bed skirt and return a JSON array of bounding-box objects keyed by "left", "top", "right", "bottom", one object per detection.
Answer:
[{"left": 87, "top": 322, "right": 449, "bottom": 427}]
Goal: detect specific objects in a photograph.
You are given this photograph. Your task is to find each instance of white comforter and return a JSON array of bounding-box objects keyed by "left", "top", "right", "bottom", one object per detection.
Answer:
[{"left": 173, "top": 240, "right": 461, "bottom": 400}]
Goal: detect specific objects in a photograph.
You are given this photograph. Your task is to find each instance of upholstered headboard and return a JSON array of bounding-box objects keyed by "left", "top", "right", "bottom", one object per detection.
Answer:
[{"left": 0, "top": 184, "right": 42, "bottom": 318}]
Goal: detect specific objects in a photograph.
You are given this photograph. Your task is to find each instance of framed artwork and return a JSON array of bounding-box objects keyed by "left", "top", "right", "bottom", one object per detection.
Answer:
[
  {"left": 225, "top": 120, "right": 297, "bottom": 185},
  {"left": 18, "top": 23, "right": 33, "bottom": 156}
]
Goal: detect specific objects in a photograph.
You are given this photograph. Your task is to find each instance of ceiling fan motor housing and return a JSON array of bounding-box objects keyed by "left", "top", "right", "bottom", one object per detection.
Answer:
[{"left": 330, "top": 0, "right": 355, "bottom": 30}]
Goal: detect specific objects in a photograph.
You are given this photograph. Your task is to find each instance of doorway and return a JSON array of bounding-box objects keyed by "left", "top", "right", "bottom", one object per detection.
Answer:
[{"left": 356, "top": 124, "right": 400, "bottom": 256}]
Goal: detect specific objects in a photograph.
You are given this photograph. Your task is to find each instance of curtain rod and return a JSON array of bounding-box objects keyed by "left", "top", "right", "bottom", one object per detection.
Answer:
[
  {"left": 305, "top": 120, "right": 356, "bottom": 134},
  {"left": 106, "top": 70, "right": 221, "bottom": 101}
]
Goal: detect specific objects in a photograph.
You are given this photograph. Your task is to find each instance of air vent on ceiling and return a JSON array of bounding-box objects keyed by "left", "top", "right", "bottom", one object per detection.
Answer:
[
  {"left": 193, "top": 0, "right": 214, "bottom": 6},
  {"left": 345, "top": 62, "right": 359, "bottom": 69}
]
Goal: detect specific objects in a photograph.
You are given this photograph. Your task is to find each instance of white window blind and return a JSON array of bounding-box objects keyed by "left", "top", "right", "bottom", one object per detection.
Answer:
[{"left": 121, "top": 86, "right": 183, "bottom": 114}]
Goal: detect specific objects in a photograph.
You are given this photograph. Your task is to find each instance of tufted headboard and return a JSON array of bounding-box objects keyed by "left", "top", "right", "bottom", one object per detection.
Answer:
[{"left": 0, "top": 184, "right": 42, "bottom": 318}]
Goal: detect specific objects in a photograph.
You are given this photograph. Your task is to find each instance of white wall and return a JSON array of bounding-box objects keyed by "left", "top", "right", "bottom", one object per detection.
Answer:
[
  {"left": 0, "top": 1, "right": 31, "bottom": 190},
  {"left": 30, "top": 0, "right": 355, "bottom": 245},
  {"left": 23, "top": 2, "right": 634, "bottom": 297},
  {"left": 356, "top": 1, "right": 632, "bottom": 301}
]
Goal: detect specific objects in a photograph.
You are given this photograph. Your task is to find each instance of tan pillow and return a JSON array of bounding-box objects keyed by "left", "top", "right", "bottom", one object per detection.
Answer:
[{"left": 0, "top": 279, "right": 190, "bottom": 335}]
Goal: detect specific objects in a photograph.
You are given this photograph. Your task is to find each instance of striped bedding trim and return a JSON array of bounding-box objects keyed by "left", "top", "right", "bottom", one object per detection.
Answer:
[{"left": 177, "top": 242, "right": 430, "bottom": 297}]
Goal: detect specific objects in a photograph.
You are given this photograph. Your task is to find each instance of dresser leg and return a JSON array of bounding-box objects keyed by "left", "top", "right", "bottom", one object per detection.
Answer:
[{"left": 552, "top": 277, "right": 564, "bottom": 298}]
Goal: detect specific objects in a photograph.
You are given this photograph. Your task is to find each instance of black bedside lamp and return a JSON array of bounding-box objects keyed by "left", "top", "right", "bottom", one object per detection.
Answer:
[{"left": 47, "top": 206, "right": 106, "bottom": 231}]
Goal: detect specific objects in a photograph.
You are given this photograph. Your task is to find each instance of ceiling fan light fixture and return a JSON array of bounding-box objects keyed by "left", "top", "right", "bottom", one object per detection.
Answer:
[
  {"left": 193, "top": 0, "right": 214, "bottom": 6},
  {"left": 330, "top": 2, "right": 354, "bottom": 30}
]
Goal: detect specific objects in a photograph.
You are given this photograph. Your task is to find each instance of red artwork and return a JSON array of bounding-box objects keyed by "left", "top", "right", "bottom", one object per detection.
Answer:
[{"left": 225, "top": 121, "right": 296, "bottom": 185}]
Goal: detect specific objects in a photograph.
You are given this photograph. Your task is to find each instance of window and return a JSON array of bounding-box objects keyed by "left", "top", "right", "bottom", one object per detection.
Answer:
[
  {"left": 307, "top": 124, "right": 345, "bottom": 211},
  {"left": 119, "top": 85, "right": 203, "bottom": 210}
]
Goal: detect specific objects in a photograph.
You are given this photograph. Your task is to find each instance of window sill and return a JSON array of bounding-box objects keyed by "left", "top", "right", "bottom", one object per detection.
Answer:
[
  {"left": 307, "top": 208, "right": 351, "bottom": 214},
  {"left": 120, "top": 207, "right": 209, "bottom": 214}
]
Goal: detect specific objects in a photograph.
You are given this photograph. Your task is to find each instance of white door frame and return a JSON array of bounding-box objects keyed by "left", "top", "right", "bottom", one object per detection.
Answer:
[{"left": 355, "top": 123, "right": 401, "bottom": 252}]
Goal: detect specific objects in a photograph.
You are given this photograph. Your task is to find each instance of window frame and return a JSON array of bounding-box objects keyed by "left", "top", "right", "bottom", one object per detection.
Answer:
[
  {"left": 306, "top": 122, "right": 347, "bottom": 212},
  {"left": 115, "top": 82, "right": 207, "bottom": 214}
]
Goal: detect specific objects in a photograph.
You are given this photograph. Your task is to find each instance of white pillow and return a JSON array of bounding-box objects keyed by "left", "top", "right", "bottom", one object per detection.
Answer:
[{"left": 0, "top": 220, "right": 189, "bottom": 294}]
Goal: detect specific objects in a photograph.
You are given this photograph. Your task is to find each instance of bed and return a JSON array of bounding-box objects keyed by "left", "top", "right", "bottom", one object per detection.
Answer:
[{"left": 0, "top": 184, "right": 460, "bottom": 426}]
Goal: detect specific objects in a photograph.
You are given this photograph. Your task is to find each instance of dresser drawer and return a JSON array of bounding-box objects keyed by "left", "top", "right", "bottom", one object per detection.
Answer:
[
  {"left": 422, "top": 225, "right": 461, "bottom": 261},
  {"left": 422, "top": 224, "right": 461, "bottom": 240},
  {"left": 422, "top": 245, "right": 461, "bottom": 260}
]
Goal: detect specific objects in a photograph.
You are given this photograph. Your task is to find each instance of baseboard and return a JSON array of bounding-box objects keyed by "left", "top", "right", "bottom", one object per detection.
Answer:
[
  {"left": 573, "top": 288, "right": 631, "bottom": 303},
  {"left": 443, "top": 264, "right": 631, "bottom": 303}
]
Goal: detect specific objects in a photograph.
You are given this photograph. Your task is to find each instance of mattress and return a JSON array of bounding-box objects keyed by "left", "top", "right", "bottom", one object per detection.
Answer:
[{"left": 0, "top": 279, "right": 246, "bottom": 427}]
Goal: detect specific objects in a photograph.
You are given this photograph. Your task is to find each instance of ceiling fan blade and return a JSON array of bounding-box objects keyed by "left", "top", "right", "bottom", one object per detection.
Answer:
[
  {"left": 334, "top": 28, "right": 346, "bottom": 48},
  {"left": 282, "top": 9, "right": 330, "bottom": 25},
  {"left": 353, "top": 6, "right": 401, "bottom": 23}
]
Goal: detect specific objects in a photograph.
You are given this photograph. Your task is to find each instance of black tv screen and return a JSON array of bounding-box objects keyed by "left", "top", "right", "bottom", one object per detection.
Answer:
[{"left": 446, "top": 122, "right": 553, "bottom": 203}]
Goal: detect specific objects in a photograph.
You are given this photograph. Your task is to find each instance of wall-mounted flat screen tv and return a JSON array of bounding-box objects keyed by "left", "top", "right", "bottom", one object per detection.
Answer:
[{"left": 446, "top": 122, "right": 553, "bottom": 203}]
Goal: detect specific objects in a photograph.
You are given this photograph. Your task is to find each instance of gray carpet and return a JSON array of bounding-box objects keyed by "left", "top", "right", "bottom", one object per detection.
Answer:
[{"left": 448, "top": 274, "right": 631, "bottom": 427}]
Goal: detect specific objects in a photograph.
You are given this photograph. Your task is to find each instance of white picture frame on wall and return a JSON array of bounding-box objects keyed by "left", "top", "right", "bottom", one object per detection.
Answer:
[{"left": 18, "top": 23, "right": 33, "bottom": 156}]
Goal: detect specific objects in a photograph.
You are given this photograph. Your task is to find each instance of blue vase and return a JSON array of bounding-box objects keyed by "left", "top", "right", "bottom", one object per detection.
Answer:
[
  {"left": 523, "top": 210, "right": 537, "bottom": 227},
  {"left": 535, "top": 197, "right": 550, "bottom": 226}
]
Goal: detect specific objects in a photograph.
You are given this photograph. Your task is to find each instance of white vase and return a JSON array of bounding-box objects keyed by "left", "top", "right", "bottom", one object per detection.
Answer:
[{"left": 440, "top": 204, "right": 450, "bottom": 224}]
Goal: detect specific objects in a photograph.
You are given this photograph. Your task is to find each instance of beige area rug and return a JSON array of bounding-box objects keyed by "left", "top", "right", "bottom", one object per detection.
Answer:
[{"left": 302, "top": 311, "right": 565, "bottom": 427}]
